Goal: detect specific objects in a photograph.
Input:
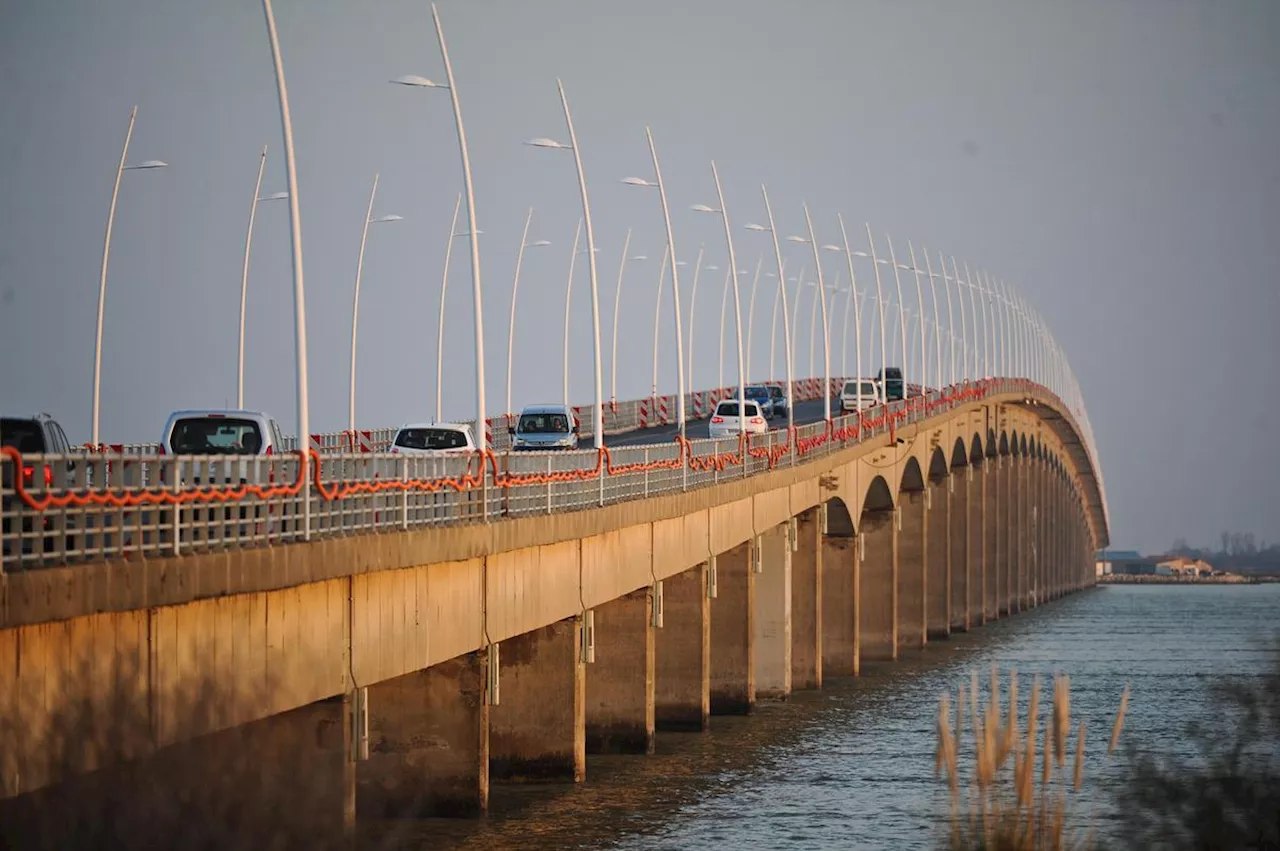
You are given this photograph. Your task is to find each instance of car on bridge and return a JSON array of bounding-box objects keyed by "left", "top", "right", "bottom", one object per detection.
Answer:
[
  {"left": 708, "top": 399, "right": 768, "bottom": 438},
  {"left": 840, "top": 379, "right": 882, "bottom": 413},
  {"left": 161, "top": 410, "right": 286, "bottom": 457},
  {"left": 742, "top": 384, "right": 776, "bottom": 419},
  {"left": 389, "top": 423, "right": 476, "bottom": 455},
  {"left": 2, "top": 413, "right": 75, "bottom": 558},
  {"left": 875, "top": 367, "right": 905, "bottom": 402},
  {"left": 766, "top": 384, "right": 789, "bottom": 418},
  {"left": 509, "top": 404, "right": 580, "bottom": 451}
]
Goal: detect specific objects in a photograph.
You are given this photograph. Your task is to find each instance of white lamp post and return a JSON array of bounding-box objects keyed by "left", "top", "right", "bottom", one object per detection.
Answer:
[
  {"left": 715, "top": 268, "right": 748, "bottom": 391},
  {"left": 618, "top": 126, "right": 686, "bottom": 437},
  {"left": 859, "top": 226, "right": 890, "bottom": 402},
  {"left": 680, "top": 245, "right": 706, "bottom": 392},
  {"left": 506, "top": 208, "right": 550, "bottom": 416},
  {"left": 650, "top": 247, "right": 671, "bottom": 401},
  {"left": 237, "top": 147, "right": 287, "bottom": 410},
  {"left": 745, "top": 186, "right": 795, "bottom": 438},
  {"left": 824, "top": 213, "right": 864, "bottom": 398},
  {"left": 91, "top": 105, "right": 167, "bottom": 447},
  {"left": 261, "top": 0, "right": 311, "bottom": 538},
  {"left": 391, "top": 2, "right": 488, "bottom": 452},
  {"left": 434, "top": 193, "right": 482, "bottom": 422},
  {"left": 884, "top": 234, "right": 910, "bottom": 393},
  {"left": 348, "top": 172, "right": 403, "bottom": 432},
  {"left": 609, "top": 242, "right": 646, "bottom": 408},
  {"left": 784, "top": 205, "right": 832, "bottom": 420},
  {"left": 744, "top": 254, "right": 763, "bottom": 382},
  {"left": 904, "top": 241, "right": 931, "bottom": 393},
  {"left": 521, "top": 79, "right": 605, "bottom": 451},
  {"left": 561, "top": 218, "right": 584, "bottom": 407},
  {"left": 691, "top": 163, "right": 746, "bottom": 436}
]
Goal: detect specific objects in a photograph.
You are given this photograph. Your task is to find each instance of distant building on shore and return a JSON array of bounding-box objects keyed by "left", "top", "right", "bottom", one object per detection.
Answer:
[
  {"left": 1154, "top": 556, "right": 1216, "bottom": 578},
  {"left": 1095, "top": 549, "right": 1148, "bottom": 576}
]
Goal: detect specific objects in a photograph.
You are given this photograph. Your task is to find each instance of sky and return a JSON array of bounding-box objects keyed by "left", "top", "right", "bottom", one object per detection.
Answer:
[{"left": 0, "top": 0, "right": 1277, "bottom": 553}]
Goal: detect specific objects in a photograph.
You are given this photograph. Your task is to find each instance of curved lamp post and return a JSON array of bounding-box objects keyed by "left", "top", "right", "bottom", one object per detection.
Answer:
[
  {"left": 237, "top": 147, "right": 287, "bottom": 410},
  {"left": 561, "top": 219, "right": 586, "bottom": 407},
  {"left": 744, "top": 254, "right": 763, "bottom": 383},
  {"left": 691, "top": 164, "right": 746, "bottom": 436},
  {"left": 92, "top": 105, "right": 167, "bottom": 447},
  {"left": 609, "top": 244, "right": 647, "bottom": 407},
  {"left": 435, "top": 193, "right": 482, "bottom": 421},
  {"left": 745, "top": 186, "right": 795, "bottom": 438},
  {"left": 391, "top": 2, "right": 487, "bottom": 452},
  {"left": 506, "top": 208, "right": 550, "bottom": 416},
  {"left": 522, "top": 80, "right": 604, "bottom": 452},
  {"left": 260, "top": 0, "right": 311, "bottom": 537},
  {"left": 825, "top": 213, "right": 864, "bottom": 396},
  {"left": 348, "top": 172, "right": 403, "bottom": 432},
  {"left": 715, "top": 268, "right": 747, "bottom": 391},
  {"left": 884, "top": 234, "right": 910, "bottom": 392},
  {"left": 785, "top": 205, "right": 832, "bottom": 420},
  {"left": 650, "top": 247, "right": 671, "bottom": 401},
  {"left": 618, "top": 126, "right": 686, "bottom": 438},
  {"left": 679, "top": 245, "right": 706, "bottom": 392}
]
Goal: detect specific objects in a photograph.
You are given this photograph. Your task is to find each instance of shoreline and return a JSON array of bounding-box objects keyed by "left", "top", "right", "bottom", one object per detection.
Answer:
[{"left": 1098, "top": 574, "right": 1276, "bottom": 585}]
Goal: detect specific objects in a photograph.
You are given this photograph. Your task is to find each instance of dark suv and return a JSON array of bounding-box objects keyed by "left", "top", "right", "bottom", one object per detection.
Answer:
[
  {"left": 875, "top": 367, "right": 905, "bottom": 402},
  {"left": 2, "top": 414, "right": 74, "bottom": 559}
]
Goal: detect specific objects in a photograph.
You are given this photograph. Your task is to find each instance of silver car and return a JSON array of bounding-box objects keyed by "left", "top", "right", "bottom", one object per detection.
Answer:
[{"left": 509, "top": 404, "right": 580, "bottom": 451}]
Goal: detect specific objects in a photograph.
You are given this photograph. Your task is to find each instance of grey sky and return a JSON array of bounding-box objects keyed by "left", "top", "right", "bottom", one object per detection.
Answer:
[{"left": 1, "top": 1, "right": 1277, "bottom": 553}]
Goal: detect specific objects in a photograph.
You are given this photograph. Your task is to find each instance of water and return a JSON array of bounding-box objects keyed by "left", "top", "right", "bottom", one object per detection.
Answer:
[{"left": 370, "top": 584, "right": 1280, "bottom": 850}]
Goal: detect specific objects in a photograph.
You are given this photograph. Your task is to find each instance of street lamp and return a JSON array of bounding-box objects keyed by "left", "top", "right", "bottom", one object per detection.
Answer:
[
  {"left": 92, "top": 105, "right": 167, "bottom": 447},
  {"left": 391, "top": 1, "right": 487, "bottom": 452},
  {"left": 608, "top": 234, "right": 645, "bottom": 407},
  {"left": 561, "top": 219, "right": 588, "bottom": 407},
  {"left": 716, "top": 268, "right": 749, "bottom": 391},
  {"left": 521, "top": 79, "right": 605, "bottom": 451},
  {"left": 237, "top": 147, "right": 288, "bottom": 410},
  {"left": 348, "top": 172, "right": 403, "bottom": 432},
  {"left": 506, "top": 208, "right": 550, "bottom": 417},
  {"left": 884, "top": 234, "right": 910, "bottom": 394},
  {"left": 744, "top": 203, "right": 794, "bottom": 438},
  {"left": 618, "top": 125, "right": 686, "bottom": 438},
  {"left": 681, "top": 245, "right": 706, "bottom": 391},
  {"left": 744, "top": 255, "right": 764, "bottom": 383},
  {"left": 434, "top": 192, "right": 483, "bottom": 421},
  {"left": 691, "top": 163, "right": 746, "bottom": 437},
  {"left": 782, "top": 206, "right": 832, "bottom": 421},
  {"left": 922, "top": 248, "right": 956, "bottom": 389},
  {"left": 824, "top": 213, "right": 864, "bottom": 396},
  {"left": 650, "top": 247, "right": 671, "bottom": 401}
]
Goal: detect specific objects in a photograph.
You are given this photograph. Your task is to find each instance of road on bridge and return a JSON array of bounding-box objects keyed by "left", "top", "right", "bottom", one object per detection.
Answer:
[{"left": 603, "top": 397, "right": 832, "bottom": 447}]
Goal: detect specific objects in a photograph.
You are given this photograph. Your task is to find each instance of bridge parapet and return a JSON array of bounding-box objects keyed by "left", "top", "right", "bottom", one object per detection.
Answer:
[{"left": 2, "top": 379, "right": 1104, "bottom": 574}]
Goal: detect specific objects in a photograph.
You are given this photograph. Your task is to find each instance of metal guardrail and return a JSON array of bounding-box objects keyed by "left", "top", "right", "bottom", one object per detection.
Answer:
[{"left": 2, "top": 379, "right": 1049, "bottom": 570}]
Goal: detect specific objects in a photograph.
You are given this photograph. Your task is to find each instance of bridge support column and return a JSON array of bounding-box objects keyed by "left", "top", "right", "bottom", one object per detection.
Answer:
[
  {"left": 821, "top": 517, "right": 858, "bottom": 677},
  {"left": 1016, "top": 459, "right": 1030, "bottom": 611},
  {"left": 997, "top": 454, "right": 1011, "bottom": 617},
  {"left": 859, "top": 506, "right": 897, "bottom": 662},
  {"left": 791, "top": 509, "right": 822, "bottom": 691},
  {"left": 926, "top": 476, "right": 951, "bottom": 641},
  {"left": 489, "top": 617, "right": 585, "bottom": 782},
  {"left": 586, "top": 588, "right": 655, "bottom": 754},
  {"left": 655, "top": 563, "right": 710, "bottom": 732},
  {"left": 754, "top": 526, "right": 792, "bottom": 700},
  {"left": 710, "top": 541, "right": 755, "bottom": 714},
  {"left": 983, "top": 458, "right": 1000, "bottom": 621},
  {"left": 950, "top": 466, "right": 970, "bottom": 632},
  {"left": 898, "top": 490, "right": 926, "bottom": 651},
  {"left": 359, "top": 650, "right": 489, "bottom": 817}
]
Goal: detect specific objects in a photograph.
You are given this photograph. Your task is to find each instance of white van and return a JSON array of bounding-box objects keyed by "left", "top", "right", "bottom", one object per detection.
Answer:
[
  {"left": 839, "top": 379, "right": 882, "bottom": 413},
  {"left": 160, "top": 410, "right": 286, "bottom": 456}
]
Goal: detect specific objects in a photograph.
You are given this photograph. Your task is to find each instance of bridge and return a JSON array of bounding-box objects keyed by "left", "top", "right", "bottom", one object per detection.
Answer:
[{"left": 0, "top": 371, "right": 1107, "bottom": 842}]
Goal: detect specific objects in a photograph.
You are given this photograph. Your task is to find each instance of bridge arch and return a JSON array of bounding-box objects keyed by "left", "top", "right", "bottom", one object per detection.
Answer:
[
  {"left": 950, "top": 437, "right": 969, "bottom": 471},
  {"left": 999, "top": 431, "right": 1011, "bottom": 457},
  {"left": 970, "top": 435, "right": 984, "bottom": 466},
  {"left": 900, "top": 457, "right": 926, "bottom": 494},
  {"left": 824, "top": 495, "right": 855, "bottom": 538}
]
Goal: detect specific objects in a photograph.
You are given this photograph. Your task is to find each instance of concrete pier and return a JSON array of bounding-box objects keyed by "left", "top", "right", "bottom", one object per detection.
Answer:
[
  {"left": 359, "top": 651, "right": 489, "bottom": 817},
  {"left": 489, "top": 618, "right": 585, "bottom": 783},
  {"left": 821, "top": 521, "right": 858, "bottom": 678},
  {"left": 791, "top": 509, "right": 822, "bottom": 691},
  {"left": 586, "top": 588, "right": 655, "bottom": 755},
  {"left": 860, "top": 494, "right": 897, "bottom": 663},
  {"left": 754, "top": 526, "right": 792, "bottom": 700},
  {"left": 655, "top": 563, "right": 711, "bottom": 731},
  {"left": 898, "top": 489, "right": 927, "bottom": 651},
  {"left": 926, "top": 475, "right": 951, "bottom": 641},
  {"left": 709, "top": 541, "right": 755, "bottom": 714}
]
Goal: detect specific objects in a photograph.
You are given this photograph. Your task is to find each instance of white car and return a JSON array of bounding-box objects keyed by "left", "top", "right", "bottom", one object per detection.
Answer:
[
  {"left": 161, "top": 409, "right": 286, "bottom": 456},
  {"left": 708, "top": 399, "right": 768, "bottom": 438},
  {"left": 839, "top": 379, "right": 882, "bottom": 413},
  {"left": 389, "top": 422, "right": 477, "bottom": 455}
]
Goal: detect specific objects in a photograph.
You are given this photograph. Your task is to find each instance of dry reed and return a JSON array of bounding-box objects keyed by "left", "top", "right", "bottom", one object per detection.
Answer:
[{"left": 935, "top": 667, "right": 1130, "bottom": 851}]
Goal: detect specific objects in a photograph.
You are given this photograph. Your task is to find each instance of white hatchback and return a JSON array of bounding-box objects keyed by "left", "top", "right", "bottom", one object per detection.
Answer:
[
  {"left": 708, "top": 399, "right": 768, "bottom": 438},
  {"left": 389, "top": 423, "right": 477, "bottom": 455}
]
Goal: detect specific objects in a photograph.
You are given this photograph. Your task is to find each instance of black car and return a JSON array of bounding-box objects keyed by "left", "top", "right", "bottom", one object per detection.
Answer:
[
  {"left": 2, "top": 414, "right": 74, "bottom": 558},
  {"left": 875, "top": 367, "right": 905, "bottom": 402}
]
